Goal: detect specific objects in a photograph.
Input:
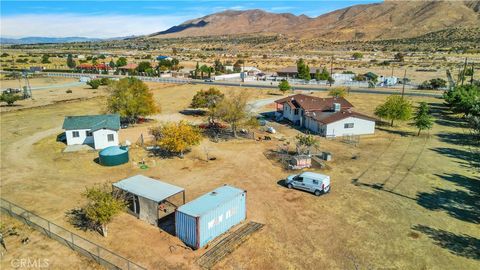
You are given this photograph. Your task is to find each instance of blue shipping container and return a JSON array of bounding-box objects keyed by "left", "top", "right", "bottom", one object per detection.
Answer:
[{"left": 175, "top": 185, "right": 246, "bottom": 249}]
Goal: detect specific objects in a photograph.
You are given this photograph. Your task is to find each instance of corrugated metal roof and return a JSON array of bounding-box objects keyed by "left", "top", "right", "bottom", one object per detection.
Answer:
[
  {"left": 62, "top": 114, "right": 120, "bottom": 131},
  {"left": 113, "top": 175, "right": 184, "bottom": 203},
  {"left": 177, "top": 185, "right": 245, "bottom": 217}
]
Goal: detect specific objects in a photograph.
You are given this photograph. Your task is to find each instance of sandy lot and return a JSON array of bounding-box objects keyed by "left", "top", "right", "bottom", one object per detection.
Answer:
[
  {"left": 1, "top": 82, "right": 479, "bottom": 269},
  {"left": 0, "top": 77, "right": 109, "bottom": 112}
]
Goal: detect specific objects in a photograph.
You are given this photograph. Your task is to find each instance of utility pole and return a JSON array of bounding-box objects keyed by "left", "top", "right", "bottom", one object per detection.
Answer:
[
  {"left": 401, "top": 69, "right": 406, "bottom": 98},
  {"left": 470, "top": 63, "right": 474, "bottom": 85},
  {"left": 461, "top": 57, "right": 468, "bottom": 86},
  {"left": 391, "top": 65, "right": 394, "bottom": 77},
  {"left": 329, "top": 55, "right": 334, "bottom": 87}
]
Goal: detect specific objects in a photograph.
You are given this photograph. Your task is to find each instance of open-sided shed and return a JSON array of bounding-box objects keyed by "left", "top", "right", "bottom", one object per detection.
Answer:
[{"left": 113, "top": 175, "right": 185, "bottom": 225}]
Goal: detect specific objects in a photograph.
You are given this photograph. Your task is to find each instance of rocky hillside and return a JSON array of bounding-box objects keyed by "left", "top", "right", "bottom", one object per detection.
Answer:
[{"left": 150, "top": 1, "right": 480, "bottom": 41}]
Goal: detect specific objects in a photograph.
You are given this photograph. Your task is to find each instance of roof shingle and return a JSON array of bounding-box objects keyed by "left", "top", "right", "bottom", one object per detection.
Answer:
[{"left": 62, "top": 114, "right": 120, "bottom": 131}]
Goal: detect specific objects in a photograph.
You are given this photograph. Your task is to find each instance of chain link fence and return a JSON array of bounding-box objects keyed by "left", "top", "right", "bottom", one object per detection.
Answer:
[{"left": 0, "top": 198, "right": 146, "bottom": 270}]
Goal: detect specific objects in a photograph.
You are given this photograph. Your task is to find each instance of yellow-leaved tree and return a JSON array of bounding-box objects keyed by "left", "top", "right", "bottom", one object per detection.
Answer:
[{"left": 150, "top": 121, "right": 202, "bottom": 157}]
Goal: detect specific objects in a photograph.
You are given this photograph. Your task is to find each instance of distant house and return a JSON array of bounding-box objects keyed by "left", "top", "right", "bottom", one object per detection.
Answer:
[
  {"left": 62, "top": 114, "right": 120, "bottom": 149},
  {"left": 117, "top": 63, "right": 138, "bottom": 73},
  {"left": 276, "top": 66, "right": 323, "bottom": 78},
  {"left": 76, "top": 63, "right": 111, "bottom": 71},
  {"left": 225, "top": 66, "right": 262, "bottom": 75},
  {"left": 156, "top": 55, "right": 172, "bottom": 61},
  {"left": 378, "top": 76, "right": 398, "bottom": 86},
  {"left": 275, "top": 94, "right": 376, "bottom": 137}
]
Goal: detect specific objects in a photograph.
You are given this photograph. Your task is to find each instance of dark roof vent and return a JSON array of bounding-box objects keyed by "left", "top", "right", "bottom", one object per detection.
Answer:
[{"left": 210, "top": 191, "right": 218, "bottom": 196}]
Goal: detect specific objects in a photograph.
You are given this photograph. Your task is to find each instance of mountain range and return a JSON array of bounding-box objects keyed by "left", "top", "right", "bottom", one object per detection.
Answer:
[
  {"left": 150, "top": 0, "right": 480, "bottom": 41},
  {"left": 0, "top": 36, "right": 135, "bottom": 45}
]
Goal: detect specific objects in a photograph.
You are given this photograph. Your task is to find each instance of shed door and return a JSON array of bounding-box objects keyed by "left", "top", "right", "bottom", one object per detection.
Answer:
[{"left": 128, "top": 194, "right": 140, "bottom": 216}]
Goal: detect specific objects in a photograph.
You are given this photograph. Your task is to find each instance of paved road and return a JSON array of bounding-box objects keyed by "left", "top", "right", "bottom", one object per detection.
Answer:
[
  {"left": 39, "top": 72, "right": 442, "bottom": 98},
  {"left": 201, "top": 81, "right": 443, "bottom": 98}
]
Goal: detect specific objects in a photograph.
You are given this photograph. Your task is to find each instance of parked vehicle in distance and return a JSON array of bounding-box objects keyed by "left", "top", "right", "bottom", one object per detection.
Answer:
[
  {"left": 204, "top": 79, "right": 214, "bottom": 82},
  {"left": 285, "top": 172, "right": 330, "bottom": 196}
]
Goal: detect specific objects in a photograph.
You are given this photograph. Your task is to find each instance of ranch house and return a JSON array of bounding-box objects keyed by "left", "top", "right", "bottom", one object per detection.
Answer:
[
  {"left": 275, "top": 94, "right": 376, "bottom": 137},
  {"left": 62, "top": 114, "right": 120, "bottom": 150}
]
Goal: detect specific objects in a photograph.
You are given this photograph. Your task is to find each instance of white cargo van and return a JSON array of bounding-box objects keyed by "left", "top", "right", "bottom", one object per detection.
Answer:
[{"left": 285, "top": 172, "right": 331, "bottom": 196}]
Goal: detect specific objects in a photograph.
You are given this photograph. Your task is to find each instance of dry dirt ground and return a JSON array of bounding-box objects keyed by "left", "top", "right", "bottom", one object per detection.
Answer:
[
  {"left": 0, "top": 81, "right": 479, "bottom": 270},
  {"left": 0, "top": 77, "right": 108, "bottom": 112},
  {"left": 0, "top": 214, "right": 103, "bottom": 270}
]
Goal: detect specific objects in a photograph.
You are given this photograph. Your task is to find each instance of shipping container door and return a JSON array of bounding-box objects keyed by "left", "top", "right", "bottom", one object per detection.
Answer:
[{"left": 175, "top": 212, "right": 197, "bottom": 248}]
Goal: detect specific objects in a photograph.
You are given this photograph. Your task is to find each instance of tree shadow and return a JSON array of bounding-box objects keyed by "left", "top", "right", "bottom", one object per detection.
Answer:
[
  {"left": 436, "top": 132, "right": 478, "bottom": 146},
  {"left": 416, "top": 173, "right": 480, "bottom": 224},
  {"left": 427, "top": 102, "right": 469, "bottom": 128},
  {"left": 179, "top": 109, "right": 206, "bottom": 117},
  {"left": 412, "top": 224, "right": 480, "bottom": 260},
  {"left": 376, "top": 127, "right": 415, "bottom": 137},
  {"left": 431, "top": 147, "right": 480, "bottom": 170},
  {"left": 65, "top": 208, "right": 99, "bottom": 233},
  {"left": 351, "top": 178, "right": 416, "bottom": 201}
]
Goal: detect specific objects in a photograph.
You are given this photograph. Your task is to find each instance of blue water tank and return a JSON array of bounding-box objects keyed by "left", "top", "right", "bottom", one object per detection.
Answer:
[
  {"left": 175, "top": 185, "right": 246, "bottom": 249},
  {"left": 98, "top": 146, "right": 129, "bottom": 166}
]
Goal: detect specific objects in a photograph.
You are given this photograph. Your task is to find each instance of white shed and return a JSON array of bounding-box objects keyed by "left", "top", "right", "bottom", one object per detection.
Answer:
[{"left": 62, "top": 114, "right": 120, "bottom": 150}]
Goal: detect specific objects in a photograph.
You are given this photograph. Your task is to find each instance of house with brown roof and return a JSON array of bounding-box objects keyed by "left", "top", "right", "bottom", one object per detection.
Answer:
[{"left": 274, "top": 94, "right": 376, "bottom": 137}]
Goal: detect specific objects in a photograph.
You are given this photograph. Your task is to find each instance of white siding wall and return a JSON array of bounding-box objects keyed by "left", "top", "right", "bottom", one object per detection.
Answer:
[
  {"left": 65, "top": 129, "right": 93, "bottom": 146},
  {"left": 93, "top": 129, "right": 119, "bottom": 149},
  {"left": 282, "top": 103, "right": 301, "bottom": 123},
  {"left": 305, "top": 116, "right": 319, "bottom": 133},
  {"left": 325, "top": 117, "right": 375, "bottom": 137}
]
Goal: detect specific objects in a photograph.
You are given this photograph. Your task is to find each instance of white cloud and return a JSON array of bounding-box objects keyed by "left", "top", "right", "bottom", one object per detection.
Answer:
[{"left": 0, "top": 13, "right": 190, "bottom": 38}]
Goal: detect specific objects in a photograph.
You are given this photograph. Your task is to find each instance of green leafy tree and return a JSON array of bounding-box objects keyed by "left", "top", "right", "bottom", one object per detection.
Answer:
[
  {"left": 106, "top": 77, "right": 159, "bottom": 122},
  {"left": 278, "top": 80, "right": 291, "bottom": 94},
  {"left": 304, "top": 65, "right": 311, "bottom": 80},
  {"left": 317, "top": 67, "right": 330, "bottom": 80},
  {"left": 419, "top": 78, "right": 447, "bottom": 90},
  {"left": 374, "top": 95, "right": 413, "bottom": 126},
  {"left": 83, "top": 183, "right": 126, "bottom": 237},
  {"left": 109, "top": 60, "right": 116, "bottom": 69},
  {"left": 443, "top": 84, "right": 480, "bottom": 115},
  {"left": 0, "top": 92, "right": 21, "bottom": 106},
  {"left": 413, "top": 102, "right": 433, "bottom": 136},
  {"left": 136, "top": 61, "right": 152, "bottom": 73},
  {"left": 150, "top": 121, "right": 202, "bottom": 157},
  {"left": 115, "top": 57, "right": 127, "bottom": 67},
  {"left": 66, "top": 54, "right": 76, "bottom": 69},
  {"left": 296, "top": 58, "right": 306, "bottom": 79},
  {"left": 41, "top": 54, "right": 50, "bottom": 64},
  {"left": 87, "top": 79, "right": 101, "bottom": 89},
  {"left": 352, "top": 52, "right": 363, "bottom": 60}
]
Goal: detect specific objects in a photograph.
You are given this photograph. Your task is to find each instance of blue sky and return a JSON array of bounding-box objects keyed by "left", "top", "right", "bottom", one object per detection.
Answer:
[{"left": 1, "top": 1, "right": 381, "bottom": 38}]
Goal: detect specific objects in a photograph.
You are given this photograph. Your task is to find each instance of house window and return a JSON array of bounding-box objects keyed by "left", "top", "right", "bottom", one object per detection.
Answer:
[
  {"left": 294, "top": 109, "right": 299, "bottom": 115},
  {"left": 107, "top": 134, "right": 114, "bottom": 142},
  {"left": 86, "top": 131, "right": 92, "bottom": 137},
  {"left": 344, "top": 123, "right": 354, "bottom": 129},
  {"left": 72, "top": 131, "right": 80, "bottom": 138}
]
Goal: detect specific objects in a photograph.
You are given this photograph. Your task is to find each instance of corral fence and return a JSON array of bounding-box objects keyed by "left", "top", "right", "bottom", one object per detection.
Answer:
[{"left": 0, "top": 198, "right": 147, "bottom": 270}]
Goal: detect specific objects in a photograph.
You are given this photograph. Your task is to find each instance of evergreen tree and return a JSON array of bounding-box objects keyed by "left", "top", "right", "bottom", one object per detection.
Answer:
[
  {"left": 66, "top": 54, "right": 76, "bottom": 69},
  {"left": 413, "top": 102, "right": 434, "bottom": 136}
]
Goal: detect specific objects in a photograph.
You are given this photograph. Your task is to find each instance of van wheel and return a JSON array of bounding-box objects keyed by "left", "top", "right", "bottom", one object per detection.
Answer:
[
  {"left": 287, "top": 183, "right": 293, "bottom": 189},
  {"left": 314, "top": 190, "right": 321, "bottom": 196}
]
